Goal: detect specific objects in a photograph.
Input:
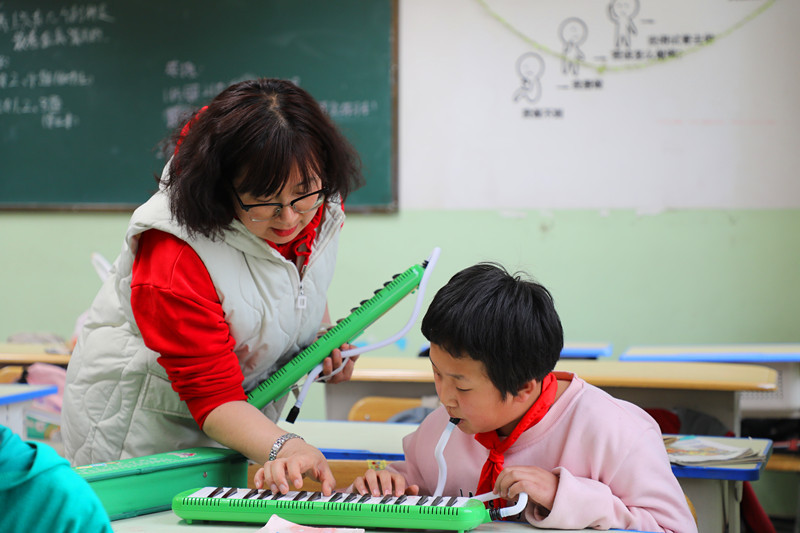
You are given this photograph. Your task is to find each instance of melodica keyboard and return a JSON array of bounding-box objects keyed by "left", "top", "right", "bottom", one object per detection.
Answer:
[{"left": 172, "top": 487, "right": 504, "bottom": 532}]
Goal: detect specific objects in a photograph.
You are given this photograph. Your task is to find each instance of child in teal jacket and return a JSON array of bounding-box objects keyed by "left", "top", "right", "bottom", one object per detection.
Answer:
[{"left": 0, "top": 425, "right": 112, "bottom": 532}]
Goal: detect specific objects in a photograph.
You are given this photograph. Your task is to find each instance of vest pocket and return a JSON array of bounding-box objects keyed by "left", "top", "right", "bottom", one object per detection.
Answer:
[{"left": 140, "top": 372, "right": 193, "bottom": 419}]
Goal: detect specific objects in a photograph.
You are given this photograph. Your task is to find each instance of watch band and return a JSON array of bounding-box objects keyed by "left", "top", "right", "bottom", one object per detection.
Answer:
[{"left": 269, "top": 433, "right": 304, "bottom": 461}]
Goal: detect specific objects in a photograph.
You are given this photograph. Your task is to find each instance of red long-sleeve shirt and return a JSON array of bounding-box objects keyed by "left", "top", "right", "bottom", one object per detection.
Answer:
[{"left": 131, "top": 229, "right": 245, "bottom": 428}]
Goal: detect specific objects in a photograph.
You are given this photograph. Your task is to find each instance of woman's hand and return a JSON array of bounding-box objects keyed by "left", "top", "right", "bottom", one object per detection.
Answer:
[
  {"left": 321, "top": 343, "right": 358, "bottom": 384},
  {"left": 352, "top": 468, "right": 419, "bottom": 498},
  {"left": 253, "top": 437, "right": 336, "bottom": 496},
  {"left": 495, "top": 465, "right": 558, "bottom": 512}
]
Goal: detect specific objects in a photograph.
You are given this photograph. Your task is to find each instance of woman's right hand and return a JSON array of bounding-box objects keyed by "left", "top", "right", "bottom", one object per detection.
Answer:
[
  {"left": 253, "top": 437, "right": 336, "bottom": 496},
  {"left": 352, "top": 468, "right": 419, "bottom": 498}
]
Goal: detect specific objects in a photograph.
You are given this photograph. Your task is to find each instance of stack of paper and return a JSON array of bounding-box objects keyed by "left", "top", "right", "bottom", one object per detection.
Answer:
[{"left": 664, "top": 436, "right": 764, "bottom": 466}]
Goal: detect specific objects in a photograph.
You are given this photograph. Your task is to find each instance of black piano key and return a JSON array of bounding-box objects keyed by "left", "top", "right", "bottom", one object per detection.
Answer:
[
  {"left": 308, "top": 492, "right": 322, "bottom": 502},
  {"left": 293, "top": 491, "right": 308, "bottom": 501},
  {"left": 445, "top": 496, "right": 458, "bottom": 507},
  {"left": 222, "top": 487, "right": 238, "bottom": 498},
  {"left": 208, "top": 487, "right": 224, "bottom": 498},
  {"left": 243, "top": 489, "right": 259, "bottom": 499},
  {"left": 257, "top": 490, "right": 273, "bottom": 500},
  {"left": 358, "top": 494, "right": 371, "bottom": 503},
  {"left": 431, "top": 496, "right": 444, "bottom": 507},
  {"left": 394, "top": 494, "right": 408, "bottom": 505},
  {"left": 416, "top": 495, "right": 430, "bottom": 506},
  {"left": 328, "top": 492, "right": 343, "bottom": 502},
  {"left": 270, "top": 492, "right": 284, "bottom": 500},
  {"left": 343, "top": 493, "right": 358, "bottom": 503},
  {"left": 379, "top": 494, "right": 393, "bottom": 504}
]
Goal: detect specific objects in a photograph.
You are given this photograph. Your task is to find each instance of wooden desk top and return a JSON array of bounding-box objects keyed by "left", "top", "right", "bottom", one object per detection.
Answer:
[
  {"left": 349, "top": 357, "right": 778, "bottom": 393},
  {"left": 0, "top": 342, "right": 71, "bottom": 366},
  {"left": 765, "top": 453, "right": 800, "bottom": 473},
  {"left": 621, "top": 343, "right": 800, "bottom": 363}
]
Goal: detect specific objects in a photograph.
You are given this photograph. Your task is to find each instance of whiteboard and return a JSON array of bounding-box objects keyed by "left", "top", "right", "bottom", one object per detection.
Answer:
[{"left": 399, "top": 0, "right": 800, "bottom": 210}]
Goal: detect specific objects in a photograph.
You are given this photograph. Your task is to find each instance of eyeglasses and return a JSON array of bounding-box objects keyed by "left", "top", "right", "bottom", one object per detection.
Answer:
[{"left": 233, "top": 187, "right": 326, "bottom": 222}]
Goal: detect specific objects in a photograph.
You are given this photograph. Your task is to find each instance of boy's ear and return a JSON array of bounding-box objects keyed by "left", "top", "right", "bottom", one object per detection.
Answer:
[{"left": 514, "top": 379, "right": 539, "bottom": 402}]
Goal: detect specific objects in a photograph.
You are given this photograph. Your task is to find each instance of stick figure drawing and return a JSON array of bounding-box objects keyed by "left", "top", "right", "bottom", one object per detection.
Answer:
[
  {"left": 513, "top": 52, "right": 545, "bottom": 104},
  {"left": 608, "top": 0, "right": 640, "bottom": 50},
  {"left": 559, "top": 17, "right": 588, "bottom": 76}
]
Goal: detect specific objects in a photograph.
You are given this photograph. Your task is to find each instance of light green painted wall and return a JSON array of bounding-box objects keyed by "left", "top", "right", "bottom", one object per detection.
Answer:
[{"left": 2, "top": 208, "right": 799, "bottom": 420}]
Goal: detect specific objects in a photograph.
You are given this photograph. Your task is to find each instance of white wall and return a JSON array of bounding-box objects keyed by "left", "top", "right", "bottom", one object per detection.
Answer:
[{"left": 398, "top": 0, "right": 800, "bottom": 211}]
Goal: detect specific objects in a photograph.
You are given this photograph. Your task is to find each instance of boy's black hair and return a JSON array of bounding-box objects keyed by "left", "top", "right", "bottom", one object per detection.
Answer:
[{"left": 421, "top": 262, "right": 563, "bottom": 398}]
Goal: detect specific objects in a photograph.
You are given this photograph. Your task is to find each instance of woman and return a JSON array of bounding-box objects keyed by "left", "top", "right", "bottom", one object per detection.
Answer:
[{"left": 62, "top": 78, "right": 363, "bottom": 495}]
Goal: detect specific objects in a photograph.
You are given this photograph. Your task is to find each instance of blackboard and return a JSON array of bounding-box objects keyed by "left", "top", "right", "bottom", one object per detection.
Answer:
[{"left": 0, "top": 0, "right": 397, "bottom": 211}]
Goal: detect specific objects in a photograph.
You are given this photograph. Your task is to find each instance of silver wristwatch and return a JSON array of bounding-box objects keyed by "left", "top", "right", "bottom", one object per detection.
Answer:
[{"left": 269, "top": 433, "right": 304, "bottom": 461}]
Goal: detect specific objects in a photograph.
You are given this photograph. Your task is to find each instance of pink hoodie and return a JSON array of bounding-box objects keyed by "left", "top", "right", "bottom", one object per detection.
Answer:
[{"left": 388, "top": 372, "right": 697, "bottom": 532}]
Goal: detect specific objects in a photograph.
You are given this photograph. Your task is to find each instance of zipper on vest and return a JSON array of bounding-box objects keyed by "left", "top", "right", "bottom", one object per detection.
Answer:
[{"left": 296, "top": 264, "right": 308, "bottom": 309}]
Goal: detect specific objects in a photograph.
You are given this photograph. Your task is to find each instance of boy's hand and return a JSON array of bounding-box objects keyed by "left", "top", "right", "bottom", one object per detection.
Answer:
[
  {"left": 495, "top": 465, "right": 558, "bottom": 511},
  {"left": 253, "top": 438, "right": 336, "bottom": 496},
  {"left": 353, "top": 468, "right": 419, "bottom": 498}
]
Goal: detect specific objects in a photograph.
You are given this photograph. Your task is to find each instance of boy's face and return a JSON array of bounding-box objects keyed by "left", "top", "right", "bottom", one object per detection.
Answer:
[{"left": 429, "top": 343, "right": 526, "bottom": 436}]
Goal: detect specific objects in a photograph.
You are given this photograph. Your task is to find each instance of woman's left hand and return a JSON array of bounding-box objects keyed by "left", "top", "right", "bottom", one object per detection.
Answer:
[
  {"left": 321, "top": 343, "right": 358, "bottom": 384},
  {"left": 253, "top": 438, "right": 335, "bottom": 495}
]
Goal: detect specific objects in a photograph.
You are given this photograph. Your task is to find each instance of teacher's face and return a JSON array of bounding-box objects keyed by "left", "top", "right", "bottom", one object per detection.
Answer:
[{"left": 233, "top": 168, "right": 324, "bottom": 244}]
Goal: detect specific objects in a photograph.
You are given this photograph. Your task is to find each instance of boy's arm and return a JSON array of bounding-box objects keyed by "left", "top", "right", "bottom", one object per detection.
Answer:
[{"left": 522, "top": 426, "right": 697, "bottom": 533}]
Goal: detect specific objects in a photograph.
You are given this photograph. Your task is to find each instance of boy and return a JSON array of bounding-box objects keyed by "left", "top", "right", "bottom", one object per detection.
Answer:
[{"left": 352, "top": 263, "right": 696, "bottom": 532}]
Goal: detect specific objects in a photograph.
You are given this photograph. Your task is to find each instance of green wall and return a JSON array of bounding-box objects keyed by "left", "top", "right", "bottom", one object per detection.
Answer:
[{"left": 1, "top": 208, "right": 799, "bottom": 419}]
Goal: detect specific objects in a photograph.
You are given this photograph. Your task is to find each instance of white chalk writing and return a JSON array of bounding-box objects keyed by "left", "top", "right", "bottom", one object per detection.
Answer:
[
  {"left": 0, "top": 5, "right": 114, "bottom": 33},
  {"left": 163, "top": 104, "right": 194, "bottom": 130},
  {"left": 0, "top": 69, "right": 94, "bottom": 89},
  {"left": 319, "top": 99, "right": 378, "bottom": 119},
  {"left": 0, "top": 4, "right": 114, "bottom": 51},
  {"left": 0, "top": 93, "right": 79, "bottom": 129},
  {"left": 12, "top": 26, "right": 106, "bottom": 51},
  {"left": 165, "top": 60, "right": 199, "bottom": 80},
  {"left": 0, "top": 5, "right": 114, "bottom": 130}
]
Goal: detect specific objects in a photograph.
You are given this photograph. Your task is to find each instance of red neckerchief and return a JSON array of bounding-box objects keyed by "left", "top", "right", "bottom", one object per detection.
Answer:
[
  {"left": 474, "top": 372, "right": 558, "bottom": 503},
  {"left": 266, "top": 203, "right": 324, "bottom": 263}
]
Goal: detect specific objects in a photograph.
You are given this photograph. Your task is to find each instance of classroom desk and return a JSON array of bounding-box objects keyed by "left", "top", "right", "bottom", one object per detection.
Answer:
[
  {"left": 0, "top": 342, "right": 71, "bottom": 366},
  {"left": 620, "top": 343, "right": 800, "bottom": 418},
  {"left": 111, "top": 511, "right": 600, "bottom": 533},
  {"left": 620, "top": 343, "right": 800, "bottom": 363},
  {"left": 0, "top": 383, "right": 58, "bottom": 436},
  {"left": 325, "top": 357, "right": 778, "bottom": 436},
  {"left": 560, "top": 341, "right": 613, "bottom": 359},
  {"left": 291, "top": 419, "right": 410, "bottom": 459},
  {"left": 666, "top": 435, "right": 772, "bottom": 533}
]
